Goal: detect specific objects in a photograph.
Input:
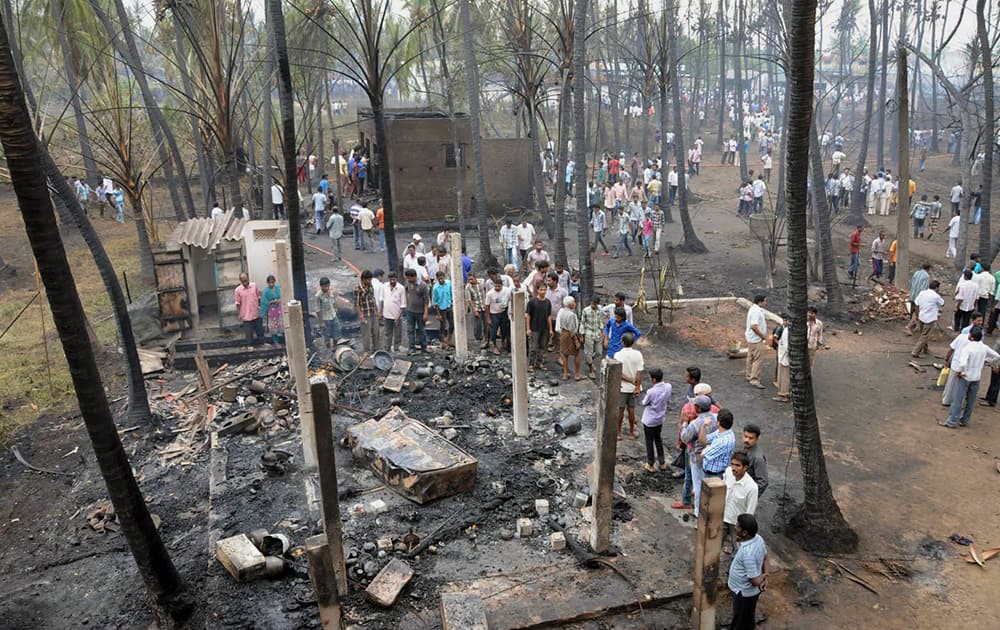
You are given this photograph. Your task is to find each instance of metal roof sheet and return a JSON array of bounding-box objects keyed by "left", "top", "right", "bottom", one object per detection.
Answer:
[{"left": 168, "top": 209, "right": 247, "bottom": 251}]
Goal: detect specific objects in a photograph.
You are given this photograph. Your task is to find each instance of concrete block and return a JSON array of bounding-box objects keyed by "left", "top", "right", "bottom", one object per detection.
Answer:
[
  {"left": 377, "top": 536, "right": 394, "bottom": 552},
  {"left": 516, "top": 518, "right": 533, "bottom": 537},
  {"left": 441, "top": 592, "right": 489, "bottom": 630},
  {"left": 368, "top": 499, "right": 388, "bottom": 514},
  {"left": 216, "top": 534, "right": 266, "bottom": 581},
  {"left": 550, "top": 532, "right": 566, "bottom": 551},
  {"left": 572, "top": 491, "right": 589, "bottom": 508},
  {"left": 364, "top": 558, "right": 414, "bottom": 607},
  {"left": 534, "top": 499, "right": 550, "bottom": 516},
  {"left": 442, "top": 428, "right": 458, "bottom": 440}
]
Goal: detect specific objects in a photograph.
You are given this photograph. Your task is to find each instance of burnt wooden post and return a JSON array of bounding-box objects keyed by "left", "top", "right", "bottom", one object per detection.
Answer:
[
  {"left": 511, "top": 289, "right": 529, "bottom": 436},
  {"left": 590, "top": 358, "right": 622, "bottom": 553},
  {"left": 306, "top": 533, "right": 342, "bottom": 628},
  {"left": 691, "top": 476, "right": 726, "bottom": 629},
  {"left": 310, "top": 380, "right": 348, "bottom": 596},
  {"left": 286, "top": 300, "right": 317, "bottom": 469}
]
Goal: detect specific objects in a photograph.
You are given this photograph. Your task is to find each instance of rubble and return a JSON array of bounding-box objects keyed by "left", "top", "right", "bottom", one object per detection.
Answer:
[
  {"left": 216, "top": 534, "right": 267, "bottom": 582},
  {"left": 860, "top": 284, "right": 912, "bottom": 321},
  {"left": 516, "top": 518, "right": 533, "bottom": 537},
  {"left": 550, "top": 531, "right": 567, "bottom": 550}
]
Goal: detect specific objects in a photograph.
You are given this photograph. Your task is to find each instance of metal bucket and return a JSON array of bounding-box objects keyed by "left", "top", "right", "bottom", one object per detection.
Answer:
[
  {"left": 334, "top": 346, "right": 359, "bottom": 371},
  {"left": 554, "top": 412, "right": 582, "bottom": 436},
  {"left": 372, "top": 350, "right": 393, "bottom": 371}
]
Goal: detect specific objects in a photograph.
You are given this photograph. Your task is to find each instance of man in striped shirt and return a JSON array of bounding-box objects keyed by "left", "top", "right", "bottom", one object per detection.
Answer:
[
  {"left": 651, "top": 205, "right": 665, "bottom": 253},
  {"left": 699, "top": 409, "right": 736, "bottom": 481}
]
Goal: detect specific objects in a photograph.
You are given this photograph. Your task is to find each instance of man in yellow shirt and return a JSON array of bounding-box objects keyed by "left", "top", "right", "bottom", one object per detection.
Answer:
[{"left": 887, "top": 238, "right": 898, "bottom": 285}]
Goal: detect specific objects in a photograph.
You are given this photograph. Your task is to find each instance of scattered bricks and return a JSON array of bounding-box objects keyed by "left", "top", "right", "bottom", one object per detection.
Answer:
[
  {"left": 368, "top": 499, "right": 388, "bottom": 515},
  {"left": 364, "top": 559, "right": 414, "bottom": 607},
  {"left": 377, "top": 536, "right": 394, "bottom": 552},
  {"left": 516, "top": 518, "right": 533, "bottom": 537},
  {"left": 572, "top": 492, "right": 589, "bottom": 508},
  {"left": 351, "top": 503, "right": 365, "bottom": 515},
  {"left": 442, "top": 428, "right": 458, "bottom": 440},
  {"left": 534, "top": 499, "right": 550, "bottom": 516},
  {"left": 216, "top": 534, "right": 267, "bottom": 581},
  {"left": 221, "top": 385, "right": 238, "bottom": 403},
  {"left": 550, "top": 532, "right": 566, "bottom": 551}
]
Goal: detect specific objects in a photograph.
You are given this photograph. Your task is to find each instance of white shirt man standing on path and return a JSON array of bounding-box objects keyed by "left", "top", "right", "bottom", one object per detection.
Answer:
[
  {"left": 723, "top": 451, "right": 759, "bottom": 553},
  {"left": 744, "top": 294, "right": 768, "bottom": 389},
  {"left": 946, "top": 211, "right": 962, "bottom": 258},
  {"left": 912, "top": 280, "right": 945, "bottom": 358},
  {"left": 941, "top": 327, "right": 999, "bottom": 429}
]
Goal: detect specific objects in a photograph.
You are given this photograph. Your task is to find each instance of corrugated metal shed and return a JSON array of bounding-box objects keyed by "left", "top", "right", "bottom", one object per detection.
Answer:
[{"left": 168, "top": 209, "right": 248, "bottom": 251}]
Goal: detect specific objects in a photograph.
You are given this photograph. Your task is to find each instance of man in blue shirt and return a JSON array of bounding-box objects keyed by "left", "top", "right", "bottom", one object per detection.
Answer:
[
  {"left": 700, "top": 409, "right": 736, "bottom": 478},
  {"left": 603, "top": 307, "right": 641, "bottom": 357},
  {"left": 431, "top": 271, "right": 454, "bottom": 350},
  {"left": 728, "top": 513, "right": 769, "bottom": 630}
]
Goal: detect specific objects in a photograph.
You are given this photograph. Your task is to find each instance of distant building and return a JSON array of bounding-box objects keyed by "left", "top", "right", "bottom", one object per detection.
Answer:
[{"left": 356, "top": 108, "right": 532, "bottom": 223}]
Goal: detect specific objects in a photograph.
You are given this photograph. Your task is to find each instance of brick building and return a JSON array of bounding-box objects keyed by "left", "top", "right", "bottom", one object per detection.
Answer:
[{"left": 356, "top": 108, "right": 532, "bottom": 223}]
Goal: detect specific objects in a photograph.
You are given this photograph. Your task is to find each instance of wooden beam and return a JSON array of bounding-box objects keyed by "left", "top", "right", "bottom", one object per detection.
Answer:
[
  {"left": 590, "top": 358, "right": 622, "bottom": 553},
  {"left": 311, "top": 380, "right": 348, "bottom": 596},
  {"left": 691, "top": 476, "right": 726, "bottom": 630}
]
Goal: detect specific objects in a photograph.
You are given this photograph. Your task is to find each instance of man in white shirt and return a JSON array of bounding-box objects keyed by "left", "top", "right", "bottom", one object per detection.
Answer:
[
  {"left": 484, "top": 281, "right": 512, "bottom": 354},
  {"left": 310, "top": 187, "right": 327, "bottom": 234},
  {"left": 744, "top": 294, "right": 768, "bottom": 389},
  {"left": 950, "top": 182, "right": 963, "bottom": 214},
  {"left": 211, "top": 202, "right": 224, "bottom": 219},
  {"left": 357, "top": 203, "right": 375, "bottom": 250},
  {"left": 270, "top": 183, "right": 284, "bottom": 219},
  {"left": 868, "top": 229, "right": 887, "bottom": 281},
  {"left": 830, "top": 149, "right": 846, "bottom": 172},
  {"left": 954, "top": 269, "right": 980, "bottom": 332},
  {"left": 723, "top": 452, "right": 759, "bottom": 553},
  {"left": 912, "top": 280, "right": 945, "bottom": 359},
  {"left": 613, "top": 332, "right": 644, "bottom": 440},
  {"left": 381, "top": 272, "right": 407, "bottom": 353},
  {"left": 941, "top": 327, "right": 999, "bottom": 428},
  {"left": 751, "top": 175, "right": 767, "bottom": 213},
  {"left": 946, "top": 212, "right": 961, "bottom": 258},
  {"left": 600, "top": 292, "right": 634, "bottom": 324},
  {"left": 942, "top": 328, "right": 974, "bottom": 406},
  {"left": 667, "top": 167, "right": 679, "bottom": 206},
  {"left": 974, "top": 265, "right": 995, "bottom": 316},
  {"left": 499, "top": 219, "right": 519, "bottom": 266},
  {"left": 516, "top": 220, "right": 536, "bottom": 270}
]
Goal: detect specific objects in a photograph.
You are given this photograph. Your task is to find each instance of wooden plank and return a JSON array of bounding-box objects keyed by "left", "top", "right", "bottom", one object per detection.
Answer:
[
  {"left": 590, "top": 359, "right": 622, "bottom": 553},
  {"left": 311, "top": 380, "right": 348, "bottom": 596},
  {"left": 215, "top": 534, "right": 266, "bottom": 582},
  {"left": 364, "top": 558, "right": 414, "bottom": 607},
  {"left": 137, "top": 348, "right": 164, "bottom": 375},
  {"left": 305, "top": 534, "right": 342, "bottom": 628},
  {"left": 382, "top": 358, "right": 412, "bottom": 392},
  {"left": 441, "top": 592, "right": 489, "bottom": 630},
  {"left": 691, "top": 477, "right": 726, "bottom": 630},
  {"left": 195, "top": 345, "right": 212, "bottom": 391}
]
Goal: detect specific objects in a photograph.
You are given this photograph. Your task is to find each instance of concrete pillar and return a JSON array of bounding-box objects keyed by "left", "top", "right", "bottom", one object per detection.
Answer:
[
  {"left": 274, "top": 240, "right": 292, "bottom": 323},
  {"left": 590, "top": 359, "right": 622, "bottom": 553},
  {"left": 305, "top": 533, "right": 341, "bottom": 628},
  {"left": 310, "top": 379, "right": 348, "bottom": 597},
  {"left": 286, "top": 300, "right": 317, "bottom": 470},
  {"left": 449, "top": 232, "right": 469, "bottom": 362},
  {"left": 510, "top": 289, "right": 529, "bottom": 436},
  {"left": 691, "top": 476, "right": 726, "bottom": 630}
]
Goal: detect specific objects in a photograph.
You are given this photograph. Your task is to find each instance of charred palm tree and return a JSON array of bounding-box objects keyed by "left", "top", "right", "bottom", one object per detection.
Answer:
[
  {"left": 847, "top": 0, "right": 879, "bottom": 224},
  {"left": 783, "top": 0, "right": 858, "bottom": 553},
  {"left": 664, "top": 0, "right": 707, "bottom": 253},
  {"left": 458, "top": 0, "right": 499, "bottom": 269},
  {"left": 808, "top": 120, "right": 845, "bottom": 309},
  {"left": 268, "top": 0, "right": 308, "bottom": 313},
  {"left": 0, "top": 14, "right": 188, "bottom": 622},
  {"left": 975, "top": 0, "right": 993, "bottom": 258},
  {"left": 572, "top": 0, "right": 591, "bottom": 298}
]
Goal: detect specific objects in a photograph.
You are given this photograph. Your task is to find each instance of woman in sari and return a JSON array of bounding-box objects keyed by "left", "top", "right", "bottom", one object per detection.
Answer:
[{"left": 261, "top": 275, "right": 283, "bottom": 345}]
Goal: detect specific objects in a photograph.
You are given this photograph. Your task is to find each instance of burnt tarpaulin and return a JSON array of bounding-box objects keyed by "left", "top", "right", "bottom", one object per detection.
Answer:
[{"left": 346, "top": 407, "right": 477, "bottom": 504}]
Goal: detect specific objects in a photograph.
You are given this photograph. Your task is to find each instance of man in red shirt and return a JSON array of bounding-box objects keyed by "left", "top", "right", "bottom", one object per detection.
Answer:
[
  {"left": 848, "top": 225, "right": 863, "bottom": 284},
  {"left": 609, "top": 156, "right": 620, "bottom": 184}
]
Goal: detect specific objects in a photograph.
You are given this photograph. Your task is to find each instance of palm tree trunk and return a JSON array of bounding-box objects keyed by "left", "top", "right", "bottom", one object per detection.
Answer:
[
  {"left": 226, "top": 138, "right": 244, "bottom": 214},
  {"left": 0, "top": 16, "right": 188, "bottom": 620},
  {"left": 90, "top": 0, "right": 195, "bottom": 222},
  {"left": 809, "top": 121, "right": 845, "bottom": 309},
  {"left": 527, "top": 97, "right": 551, "bottom": 224},
  {"left": 658, "top": 66, "right": 674, "bottom": 223},
  {"left": 262, "top": 11, "right": 273, "bottom": 217},
  {"left": 665, "top": 0, "right": 707, "bottom": 254},
  {"left": 553, "top": 80, "right": 571, "bottom": 262},
  {"left": 849, "top": 0, "right": 879, "bottom": 224},
  {"left": 733, "top": 0, "right": 748, "bottom": 182},
  {"left": 783, "top": 0, "right": 857, "bottom": 554},
  {"left": 573, "top": 0, "right": 592, "bottom": 301},
  {"left": 429, "top": 0, "right": 465, "bottom": 236},
  {"left": 715, "top": 0, "right": 727, "bottom": 146},
  {"left": 51, "top": 0, "right": 99, "bottom": 184},
  {"left": 876, "top": 0, "right": 889, "bottom": 167},
  {"left": 976, "top": 0, "right": 993, "bottom": 258},
  {"left": 459, "top": 0, "right": 498, "bottom": 269},
  {"left": 174, "top": 24, "right": 213, "bottom": 210},
  {"left": 269, "top": 0, "right": 308, "bottom": 314}
]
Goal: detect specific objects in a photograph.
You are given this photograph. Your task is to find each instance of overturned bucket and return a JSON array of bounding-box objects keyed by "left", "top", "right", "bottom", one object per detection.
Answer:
[
  {"left": 334, "top": 346, "right": 360, "bottom": 371},
  {"left": 554, "top": 412, "right": 582, "bottom": 436}
]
